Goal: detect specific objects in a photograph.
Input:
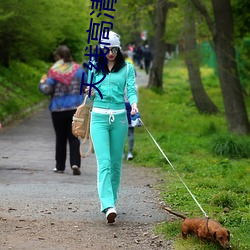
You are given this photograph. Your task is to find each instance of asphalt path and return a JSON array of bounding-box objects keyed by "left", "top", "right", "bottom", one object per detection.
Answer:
[
  {"left": 0, "top": 69, "right": 172, "bottom": 249},
  {"left": 0, "top": 105, "right": 165, "bottom": 223}
]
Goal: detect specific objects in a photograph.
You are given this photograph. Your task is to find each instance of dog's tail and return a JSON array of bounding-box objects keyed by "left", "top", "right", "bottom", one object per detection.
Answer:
[{"left": 162, "top": 206, "right": 187, "bottom": 220}]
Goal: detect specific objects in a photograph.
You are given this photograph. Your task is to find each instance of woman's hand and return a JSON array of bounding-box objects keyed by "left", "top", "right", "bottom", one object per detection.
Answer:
[
  {"left": 40, "top": 74, "right": 47, "bottom": 83},
  {"left": 131, "top": 103, "right": 138, "bottom": 116},
  {"left": 85, "top": 86, "right": 95, "bottom": 97}
]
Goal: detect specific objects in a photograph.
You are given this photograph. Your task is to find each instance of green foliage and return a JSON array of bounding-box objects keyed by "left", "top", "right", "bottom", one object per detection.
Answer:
[
  {"left": 210, "top": 135, "right": 250, "bottom": 159},
  {"left": 154, "top": 221, "right": 181, "bottom": 240},
  {"left": 236, "top": 37, "right": 250, "bottom": 95},
  {"left": 232, "top": 0, "right": 250, "bottom": 39},
  {"left": 165, "top": 3, "right": 184, "bottom": 44},
  {"left": 210, "top": 191, "right": 238, "bottom": 209},
  {"left": 0, "top": 60, "right": 49, "bottom": 122},
  {"left": 0, "top": 0, "right": 88, "bottom": 66},
  {"left": 129, "top": 58, "right": 250, "bottom": 249},
  {"left": 112, "top": 0, "right": 156, "bottom": 46}
]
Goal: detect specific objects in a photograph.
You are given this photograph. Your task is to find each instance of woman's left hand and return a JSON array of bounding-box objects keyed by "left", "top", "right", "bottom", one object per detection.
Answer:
[
  {"left": 131, "top": 103, "right": 138, "bottom": 116},
  {"left": 85, "top": 86, "right": 95, "bottom": 97},
  {"left": 40, "top": 74, "right": 47, "bottom": 83}
]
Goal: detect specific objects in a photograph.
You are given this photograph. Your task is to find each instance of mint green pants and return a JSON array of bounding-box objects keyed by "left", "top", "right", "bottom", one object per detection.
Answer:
[{"left": 90, "top": 111, "right": 128, "bottom": 212}]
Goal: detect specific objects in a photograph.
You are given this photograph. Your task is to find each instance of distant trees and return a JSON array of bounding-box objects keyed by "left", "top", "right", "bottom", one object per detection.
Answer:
[
  {"left": 184, "top": 1, "right": 219, "bottom": 114},
  {"left": 0, "top": 0, "right": 89, "bottom": 67},
  {"left": 148, "top": 0, "right": 173, "bottom": 89},
  {"left": 191, "top": 0, "right": 250, "bottom": 134},
  {"left": 232, "top": 0, "right": 250, "bottom": 96},
  {"left": 115, "top": 0, "right": 250, "bottom": 134},
  {"left": 1, "top": 0, "right": 249, "bottom": 134},
  {"left": 112, "top": 0, "right": 155, "bottom": 47}
]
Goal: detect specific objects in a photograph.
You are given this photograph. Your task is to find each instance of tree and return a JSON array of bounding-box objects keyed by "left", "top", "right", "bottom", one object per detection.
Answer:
[
  {"left": 184, "top": 1, "right": 218, "bottom": 114},
  {"left": 232, "top": 0, "right": 250, "bottom": 96},
  {"left": 112, "top": 1, "right": 155, "bottom": 47},
  {"left": 114, "top": 1, "right": 218, "bottom": 114},
  {"left": 190, "top": 0, "right": 250, "bottom": 134},
  {"left": 148, "top": 0, "right": 177, "bottom": 89},
  {"left": 232, "top": 0, "right": 250, "bottom": 40},
  {"left": 0, "top": 0, "right": 89, "bottom": 66}
]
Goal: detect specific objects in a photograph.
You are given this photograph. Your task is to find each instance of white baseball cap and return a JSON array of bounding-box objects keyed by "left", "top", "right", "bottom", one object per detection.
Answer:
[{"left": 100, "top": 31, "right": 121, "bottom": 49}]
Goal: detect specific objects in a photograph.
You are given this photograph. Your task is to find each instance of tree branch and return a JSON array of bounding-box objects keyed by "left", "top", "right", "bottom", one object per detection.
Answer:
[{"left": 190, "top": 0, "right": 216, "bottom": 37}]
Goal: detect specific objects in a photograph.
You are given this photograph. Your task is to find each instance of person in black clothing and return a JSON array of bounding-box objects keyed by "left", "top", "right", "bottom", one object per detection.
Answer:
[
  {"left": 135, "top": 45, "right": 144, "bottom": 69},
  {"left": 39, "top": 46, "right": 87, "bottom": 175},
  {"left": 143, "top": 44, "right": 152, "bottom": 74}
]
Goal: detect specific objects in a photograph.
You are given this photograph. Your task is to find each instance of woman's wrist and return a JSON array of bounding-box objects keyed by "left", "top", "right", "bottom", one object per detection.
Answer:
[{"left": 131, "top": 103, "right": 138, "bottom": 115}]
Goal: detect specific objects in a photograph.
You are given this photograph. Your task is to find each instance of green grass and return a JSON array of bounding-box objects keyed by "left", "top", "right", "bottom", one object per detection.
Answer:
[
  {"left": 128, "top": 58, "right": 250, "bottom": 250},
  {"left": 1, "top": 57, "right": 249, "bottom": 249},
  {"left": 0, "top": 60, "right": 50, "bottom": 123}
]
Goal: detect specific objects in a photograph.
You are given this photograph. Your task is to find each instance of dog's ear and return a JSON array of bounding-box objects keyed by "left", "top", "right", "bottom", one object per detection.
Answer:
[
  {"left": 213, "top": 231, "right": 217, "bottom": 240},
  {"left": 227, "top": 230, "right": 230, "bottom": 240}
]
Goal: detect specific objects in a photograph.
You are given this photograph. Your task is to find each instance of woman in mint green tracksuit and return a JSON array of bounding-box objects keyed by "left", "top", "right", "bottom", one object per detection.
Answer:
[{"left": 86, "top": 31, "right": 138, "bottom": 223}]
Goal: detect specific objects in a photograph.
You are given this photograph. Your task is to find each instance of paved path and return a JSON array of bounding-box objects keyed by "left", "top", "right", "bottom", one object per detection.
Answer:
[
  {"left": 0, "top": 68, "right": 152, "bottom": 223},
  {"left": 0, "top": 107, "right": 164, "bottom": 224},
  {"left": 135, "top": 68, "right": 149, "bottom": 88},
  {"left": 0, "top": 71, "right": 174, "bottom": 249}
]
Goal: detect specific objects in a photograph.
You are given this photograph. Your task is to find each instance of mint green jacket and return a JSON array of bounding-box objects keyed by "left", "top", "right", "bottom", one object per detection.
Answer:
[{"left": 88, "top": 62, "right": 138, "bottom": 110}]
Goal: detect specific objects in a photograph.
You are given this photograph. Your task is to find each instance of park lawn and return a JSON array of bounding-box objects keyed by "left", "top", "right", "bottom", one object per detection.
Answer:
[
  {"left": 1, "top": 57, "right": 249, "bottom": 249},
  {"left": 129, "top": 58, "right": 250, "bottom": 250}
]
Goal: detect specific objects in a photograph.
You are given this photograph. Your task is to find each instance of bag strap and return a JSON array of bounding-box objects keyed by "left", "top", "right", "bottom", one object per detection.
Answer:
[
  {"left": 79, "top": 137, "right": 94, "bottom": 158},
  {"left": 79, "top": 96, "right": 93, "bottom": 158},
  {"left": 83, "top": 94, "right": 88, "bottom": 105}
]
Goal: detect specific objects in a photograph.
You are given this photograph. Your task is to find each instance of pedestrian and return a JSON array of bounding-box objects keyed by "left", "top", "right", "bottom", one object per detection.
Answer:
[
  {"left": 39, "top": 45, "right": 87, "bottom": 175},
  {"left": 143, "top": 44, "right": 152, "bottom": 74},
  {"left": 86, "top": 31, "right": 138, "bottom": 223},
  {"left": 123, "top": 52, "right": 137, "bottom": 161},
  {"left": 135, "top": 44, "right": 144, "bottom": 69}
]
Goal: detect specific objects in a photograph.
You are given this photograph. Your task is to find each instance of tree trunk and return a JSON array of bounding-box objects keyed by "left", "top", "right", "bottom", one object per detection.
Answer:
[
  {"left": 212, "top": 0, "right": 250, "bottom": 134},
  {"left": 190, "top": 0, "right": 250, "bottom": 134},
  {"left": 184, "top": 4, "right": 218, "bottom": 114},
  {"left": 148, "top": 0, "right": 169, "bottom": 89}
]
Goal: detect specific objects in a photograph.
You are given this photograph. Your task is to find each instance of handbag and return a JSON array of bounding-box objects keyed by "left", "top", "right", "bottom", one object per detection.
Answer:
[
  {"left": 131, "top": 112, "right": 142, "bottom": 127},
  {"left": 72, "top": 95, "right": 93, "bottom": 158}
]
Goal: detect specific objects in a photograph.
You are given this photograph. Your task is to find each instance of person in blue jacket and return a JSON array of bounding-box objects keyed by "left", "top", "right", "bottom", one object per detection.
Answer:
[
  {"left": 86, "top": 31, "right": 138, "bottom": 223},
  {"left": 39, "top": 45, "right": 87, "bottom": 176}
]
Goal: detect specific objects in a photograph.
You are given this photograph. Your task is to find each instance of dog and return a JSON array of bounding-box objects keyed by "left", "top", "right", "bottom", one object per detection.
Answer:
[{"left": 162, "top": 206, "right": 231, "bottom": 249}]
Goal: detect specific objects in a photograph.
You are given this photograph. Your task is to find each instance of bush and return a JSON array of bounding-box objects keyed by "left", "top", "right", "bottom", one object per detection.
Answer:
[
  {"left": 210, "top": 135, "right": 250, "bottom": 159},
  {"left": 210, "top": 191, "right": 237, "bottom": 209},
  {"left": 0, "top": 60, "right": 49, "bottom": 123}
]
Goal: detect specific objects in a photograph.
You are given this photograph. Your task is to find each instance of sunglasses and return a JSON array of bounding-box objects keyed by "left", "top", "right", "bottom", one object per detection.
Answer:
[{"left": 102, "top": 47, "right": 119, "bottom": 54}]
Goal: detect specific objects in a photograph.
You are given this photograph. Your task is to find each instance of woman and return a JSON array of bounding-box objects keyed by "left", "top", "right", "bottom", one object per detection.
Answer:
[
  {"left": 39, "top": 45, "right": 87, "bottom": 175},
  {"left": 86, "top": 31, "right": 138, "bottom": 223}
]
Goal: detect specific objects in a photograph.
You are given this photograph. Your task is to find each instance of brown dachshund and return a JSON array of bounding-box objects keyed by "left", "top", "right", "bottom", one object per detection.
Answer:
[{"left": 162, "top": 207, "right": 231, "bottom": 249}]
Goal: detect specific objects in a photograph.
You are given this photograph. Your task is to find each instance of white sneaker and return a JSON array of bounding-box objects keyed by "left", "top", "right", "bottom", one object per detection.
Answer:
[
  {"left": 127, "top": 152, "right": 133, "bottom": 160},
  {"left": 105, "top": 207, "right": 117, "bottom": 223},
  {"left": 72, "top": 165, "right": 81, "bottom": 175},
  {"left": 53, "top": 168, "right": 64, "bottom": 173}
]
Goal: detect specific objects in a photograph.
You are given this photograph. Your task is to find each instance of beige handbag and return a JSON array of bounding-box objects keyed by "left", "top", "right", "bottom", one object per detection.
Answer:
[{"left": 72, "top": 95, "right": 93, "bottom": 158}]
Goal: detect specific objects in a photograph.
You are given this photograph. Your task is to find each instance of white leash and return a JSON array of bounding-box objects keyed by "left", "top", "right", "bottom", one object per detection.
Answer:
[{"left": 139, "top": 118, "right": 209, "bottom": 218}]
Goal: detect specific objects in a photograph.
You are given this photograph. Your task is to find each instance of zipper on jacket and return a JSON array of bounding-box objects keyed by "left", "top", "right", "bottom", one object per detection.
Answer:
[{"left": 108, "top": 72, "right": 111, "bottom": 109}]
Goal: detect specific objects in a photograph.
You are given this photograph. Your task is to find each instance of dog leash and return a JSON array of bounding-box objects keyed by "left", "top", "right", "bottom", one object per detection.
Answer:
[{"left": 139, "top": 118, "right": 209, "bottom": 218}]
